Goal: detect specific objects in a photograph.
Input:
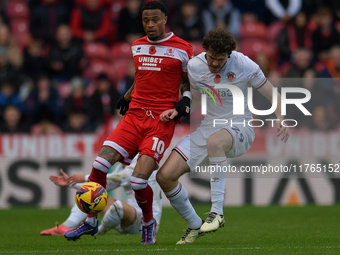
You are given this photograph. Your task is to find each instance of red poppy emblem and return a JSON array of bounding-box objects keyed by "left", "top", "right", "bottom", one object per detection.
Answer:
[
  {"left": 149, "top": 46, "right": 156, "bottom": 55},
  {"left": 227, "top": 72, "right": 235, "bottom": 81},
  {"left": 214, "top": 74, "right": 221, "bottom": 83}
]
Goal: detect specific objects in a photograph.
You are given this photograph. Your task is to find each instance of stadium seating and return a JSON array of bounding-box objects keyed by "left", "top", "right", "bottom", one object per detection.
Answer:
[
  {"left": 190, "top": 41, "right": 205, "bottom": 56},
  {"left": 110, "top": 0, "right": 126, "bottom": 21},
  {"left": 6, "top": 1, "right": 30, "bottom": 20},
  {"left": 83, "top": 42, "right": 111, "bottom": 62},
  {"left": 83, "top": 60, "right": 113, "bottom": 81},
  {"left": 10, "top": 19, "right": 31, "bottom": 50},
  {"left": 111, "top": 58, "right": 132, "bottom": 84},
  {"left": 239, "top": 39, "right": 275, "bottom": 61},
  {"left": 111, "top": 42, "right": 133, "bottom": 60},
  {"left": 240, "top": 21, "right": 267, "bottom": 41}
]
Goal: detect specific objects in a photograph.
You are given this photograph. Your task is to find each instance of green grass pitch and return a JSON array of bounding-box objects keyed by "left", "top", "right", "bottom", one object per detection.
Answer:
[{"left": 1, "top": 205, "right": 340, "bottom": 255}]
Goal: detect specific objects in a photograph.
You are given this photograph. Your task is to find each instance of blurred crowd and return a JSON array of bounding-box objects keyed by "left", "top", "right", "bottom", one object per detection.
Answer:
[{"left": 0, "top": 0, "right": 339, "bottom": 134}]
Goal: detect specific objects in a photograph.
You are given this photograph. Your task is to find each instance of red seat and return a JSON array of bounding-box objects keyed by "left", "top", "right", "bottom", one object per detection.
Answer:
[
  {"left": 110, "top": 0, "right": 126, "bottom": 21},
  {"left": 189, "top": 41, "right": 205, "bottom": 56},
  {"left": 83, "top": 42, "right": 110, "bottom": 62},
  {"left": 111, "top": 42, "right": 132, "bottom": 60},
  {"left": 6, "top": 2, "right": 30, "bottom": 20},
  {"left": 10, "top": 19, "right": 29, "bottom": 34},
  {"left": 240, "top": 21, "right": 267, "bottom": 42},
  {"left": 83, "top": 60, "right": 112, "bottom": 81},
  {"left": 10, "top": 20, "right": 31, "bottom": 50},
  {"left": 111, "top": 58, "right": 132, "bottom": 84},
  {"left": 240, "top": 40, "right": 274, "bottom": 60}
]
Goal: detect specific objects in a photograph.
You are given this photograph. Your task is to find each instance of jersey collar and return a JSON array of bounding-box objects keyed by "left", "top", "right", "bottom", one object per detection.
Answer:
[{"left": 147, "top": 32, "right": 174, "bottom": 43}]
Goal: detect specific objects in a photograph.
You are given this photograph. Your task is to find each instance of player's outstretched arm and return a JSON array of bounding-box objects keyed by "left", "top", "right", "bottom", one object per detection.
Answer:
[
  {"left": 67, "top": 174, "right": 86, "bottom": 186},
  {"left": 49, "top": 169, "right": 70, "bottom": 186},
  {"left": 258, "top": 81, "right": 289, "bottom": 143},
  {"left": 49, "top": 169, "right": 85, "bottom": 187}
]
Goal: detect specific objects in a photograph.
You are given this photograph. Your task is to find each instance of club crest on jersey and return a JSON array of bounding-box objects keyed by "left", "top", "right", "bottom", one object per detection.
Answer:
[
  {"left": 226, "top": 72, "right": 236, "bottom": 81},
  {"left": 149, "top": 46, "right": 156, "bottom": 55},
  {"left": 164, "top": 47, "right": 175, "bottom": 56},
  {"left": 214, "top": 74, "right": 221, "bottom": 83}
]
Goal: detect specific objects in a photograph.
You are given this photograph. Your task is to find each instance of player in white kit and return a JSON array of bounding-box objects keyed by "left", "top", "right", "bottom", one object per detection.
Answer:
[
  {"left": 41, "top": 156, "right": 162, "bottom": 236},
  {"left": 157, "top": 28, "right": 289, "bottom": 244}
]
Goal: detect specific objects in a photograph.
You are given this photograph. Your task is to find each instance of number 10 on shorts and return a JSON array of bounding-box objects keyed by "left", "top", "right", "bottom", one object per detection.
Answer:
[{"left": 152, "top": 137, "right": 165, "bottom": 154}]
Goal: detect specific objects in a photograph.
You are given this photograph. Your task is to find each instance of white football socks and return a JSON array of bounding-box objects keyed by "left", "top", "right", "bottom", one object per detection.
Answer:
[
  {"left": 165, "top": 183, "right": 202, "bottom": 230},
  {"left": 63, "top": 204, "right": 87, "bottom": 228},
  {"left": 86, "top": 216, "right": 98, "bottom": 227},
  {"left": 209, "top": 157, "right": 227, "bottom": 215}
]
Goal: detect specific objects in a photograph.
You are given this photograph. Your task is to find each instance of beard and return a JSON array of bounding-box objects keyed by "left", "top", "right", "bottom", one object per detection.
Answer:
[{"left": 148, "top": 35, "right": 159, "bottom": 41}]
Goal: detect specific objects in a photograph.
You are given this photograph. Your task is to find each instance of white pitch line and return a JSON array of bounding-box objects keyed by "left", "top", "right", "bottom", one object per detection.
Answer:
[{"left": 1, "top": 246, "right": 340, "bottom": 254}]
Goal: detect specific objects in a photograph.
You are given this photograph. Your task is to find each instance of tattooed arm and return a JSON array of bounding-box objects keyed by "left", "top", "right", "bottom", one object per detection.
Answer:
[{"left": 124, "top": 82, "right": 135, "bottom": 101}]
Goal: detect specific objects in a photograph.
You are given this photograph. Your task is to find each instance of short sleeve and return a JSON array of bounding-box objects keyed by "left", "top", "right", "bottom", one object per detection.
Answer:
[
  {"left": 187, "top": 58, "right": 199, "bottom": 90},
  {"left": 243, "top": 56, "right": 267, "bottom": 89},
  {"left": 182, "top": 43, "right": 193, "bottom": 72}
]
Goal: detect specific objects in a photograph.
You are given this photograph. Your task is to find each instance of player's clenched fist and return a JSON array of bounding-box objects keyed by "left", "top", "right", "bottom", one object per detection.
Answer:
[
  {"left": 116, "top": 97, "right": 130, "bottom": 116},
  {"left": 173, "top": 95, "right": 191, "bottom": 121}
]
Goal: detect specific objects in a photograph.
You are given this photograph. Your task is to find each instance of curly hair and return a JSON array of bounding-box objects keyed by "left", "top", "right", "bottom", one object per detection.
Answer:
[
  {"left": 141, "top": 1, "right": 168, "bottom": 16},
  {"left": 202, "top": 28, "right": 236, "bottom": 57}
]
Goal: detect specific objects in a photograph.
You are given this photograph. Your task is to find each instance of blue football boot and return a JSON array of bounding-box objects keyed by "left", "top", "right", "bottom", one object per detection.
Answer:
[
  {"left": 64, "top": 220, "right": 98, "bottom": 241},
  {"left": 141, "top": 219, "right": 156, "bottom": 245}
]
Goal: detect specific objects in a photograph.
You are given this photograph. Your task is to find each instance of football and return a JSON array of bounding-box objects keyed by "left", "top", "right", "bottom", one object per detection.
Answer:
[{"left": 75, "top": 182, "right": 108, "bottom": 214}]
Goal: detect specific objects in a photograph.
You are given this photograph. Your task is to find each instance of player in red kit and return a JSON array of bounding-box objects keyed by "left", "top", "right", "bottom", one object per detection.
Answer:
[{"left": 64, "top": 1, "right": 193, "bottom": 245}]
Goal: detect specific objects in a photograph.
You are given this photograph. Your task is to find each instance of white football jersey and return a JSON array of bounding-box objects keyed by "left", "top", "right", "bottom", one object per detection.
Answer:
[{"left": 188, "top": 51, "right": 267, "bottom": 128}]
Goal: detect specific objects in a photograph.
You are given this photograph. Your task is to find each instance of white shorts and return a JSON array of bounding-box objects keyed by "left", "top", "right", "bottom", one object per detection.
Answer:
[{"left": 174, "top": 125, "right": 255, "bottom": 171}]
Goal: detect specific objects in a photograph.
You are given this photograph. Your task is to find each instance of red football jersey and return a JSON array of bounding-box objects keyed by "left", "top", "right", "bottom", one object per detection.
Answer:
[{"left": 129, "top": 32, "right": 193, "bottom": 113}]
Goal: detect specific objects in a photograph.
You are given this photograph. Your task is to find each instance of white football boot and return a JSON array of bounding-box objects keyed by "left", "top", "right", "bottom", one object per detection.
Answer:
[
  {"left": 176, "top": 228, "right": 204, "bottom": 244},
  {"left": 200, "top": 212, "right": 225, "bottom": 233}
]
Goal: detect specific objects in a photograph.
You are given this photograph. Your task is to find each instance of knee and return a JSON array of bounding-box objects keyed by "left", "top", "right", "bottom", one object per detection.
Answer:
[
  {"left": 98, "top": 146, "right": 122, "bottom": 164},
  {"left": 130, "top": 176, "right": 147, "bottom": 191},
  {"left": 156, "top": 171, "right": 166, "bottom": 189},
  {"left": 156, "top": 169, "right": 176, "bottom": 190},
  {"left": 207, "top": 136, "right": 223, "bottom": 152},
  {"left": 207, "top": 133, "right": 232, "bottom": 154}
]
